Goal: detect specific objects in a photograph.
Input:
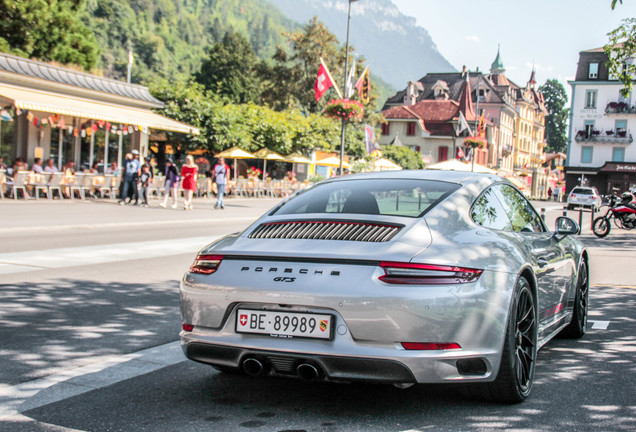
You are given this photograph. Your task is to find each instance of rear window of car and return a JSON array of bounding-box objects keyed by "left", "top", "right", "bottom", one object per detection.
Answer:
[
  {"left": 571, "top": 187, "right": 594, "bottom": 195},
  {"left": 271, "top": 179, "right": 460, "bottom": 218}
]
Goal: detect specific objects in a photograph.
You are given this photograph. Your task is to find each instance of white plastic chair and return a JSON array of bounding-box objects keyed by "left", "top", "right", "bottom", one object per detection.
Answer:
[
  {"left": 34, "top": 173, "right": 52, "bottom": 200},
  {"left": 99, "top": 174, "right": 114, "bottom": 198},
  {"left": 47, "top": 173, "right": 64, "bottom": 199},
  {"left": 69, "top": 174, "right": 85, "bottom": 199},
  {"left": 10, "top": 171, "right": 29, "bottom": 199}
]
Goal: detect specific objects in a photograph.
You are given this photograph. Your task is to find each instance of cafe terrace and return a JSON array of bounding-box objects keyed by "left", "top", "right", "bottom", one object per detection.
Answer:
[{"left": 0, "top": 52, "right": 199, "bottom": 170}]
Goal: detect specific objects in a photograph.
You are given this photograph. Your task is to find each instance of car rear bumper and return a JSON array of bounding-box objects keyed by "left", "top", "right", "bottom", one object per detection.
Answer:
[{"left": 180, "top": 329, "right": 501, "bottom": 384}]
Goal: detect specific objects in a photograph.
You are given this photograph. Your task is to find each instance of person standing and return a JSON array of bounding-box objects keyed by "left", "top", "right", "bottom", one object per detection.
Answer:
[
  {"left": 213, "top": 157, "right": 230, "bottom": 209},
  {"left": 119, "top": 153, "right": 140, "bottom": 205},
  {"left": 181, "top": 155, "right": 198, "bottom": 210},
  {"left": 139, "top": 164, "right": 151, "bottom": 207},
  {"left": 159, "top": 160, "right": 180, "bottom": 209}
]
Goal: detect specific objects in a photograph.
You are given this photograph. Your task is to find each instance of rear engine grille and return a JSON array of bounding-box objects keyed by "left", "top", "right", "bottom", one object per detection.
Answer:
[{"left": 248, "top": 221, "right": 401, "bottom": 242}]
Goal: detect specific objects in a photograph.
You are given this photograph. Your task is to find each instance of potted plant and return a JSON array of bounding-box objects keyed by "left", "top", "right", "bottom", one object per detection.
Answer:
[
  {"left": 606, "top": 130, "right": 614, "bottom": 135},
  {"left": 324, "top": 99, "right": 364, "bottom": 121},
  {"left": 246, "top": 166, "right": 262, "bottom": 180},
  {"left": 463, "top": 135, "right": 487, "bottom": 149}
]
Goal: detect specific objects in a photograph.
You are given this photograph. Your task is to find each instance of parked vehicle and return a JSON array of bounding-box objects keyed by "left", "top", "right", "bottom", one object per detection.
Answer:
[
  {"left": 180, "top": 171, "right": 588, "bottom": 403},
  {"left": 567, "top": 186, "right": 602, "bottom": 210},
  {"left": 592, "top": 192, "right": 636, "bottom": 238}
]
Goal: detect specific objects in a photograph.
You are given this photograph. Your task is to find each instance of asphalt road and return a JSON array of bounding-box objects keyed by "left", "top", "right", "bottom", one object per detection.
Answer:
[{"left": 0, "top": 196, "right": 634, "bottom": 432}]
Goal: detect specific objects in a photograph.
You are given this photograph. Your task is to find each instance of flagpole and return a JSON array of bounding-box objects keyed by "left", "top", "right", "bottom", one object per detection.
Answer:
[
  {"left": 472, "top": 74, "right": 481, "bottom": 172},
  {"left": 339, "top": 0, "right": 356, "bottom": 175}
]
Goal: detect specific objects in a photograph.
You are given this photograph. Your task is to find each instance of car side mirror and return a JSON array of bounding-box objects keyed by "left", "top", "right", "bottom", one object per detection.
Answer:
[{"left": 554, "top": 216, "right": 579, "bottom": 238}]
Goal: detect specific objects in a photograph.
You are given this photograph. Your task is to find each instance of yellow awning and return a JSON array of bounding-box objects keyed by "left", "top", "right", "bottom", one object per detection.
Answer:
[{"left": 0, "top": 83, "right": 200, "bottom": 135}]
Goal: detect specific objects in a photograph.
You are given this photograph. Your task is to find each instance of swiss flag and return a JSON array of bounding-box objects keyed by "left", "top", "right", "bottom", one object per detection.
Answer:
[
  {"left": 239, "top": 315, "right": 247, "bottom": 326},
  {"left": 314, "top": 59, "right": 336, "bottom": 102}
]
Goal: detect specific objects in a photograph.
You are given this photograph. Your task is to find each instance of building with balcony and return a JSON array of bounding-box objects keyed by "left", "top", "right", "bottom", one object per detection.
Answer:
[
  {"left": 380, "top": 48, "right": 549, "bottom": 198},
  {"left": 565, "top": 47, "right": 636, "bottom": 194}
]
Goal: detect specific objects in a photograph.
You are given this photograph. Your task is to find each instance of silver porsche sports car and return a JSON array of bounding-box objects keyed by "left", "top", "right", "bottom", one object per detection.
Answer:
[{"left": 180, "top": 170, "right": 588, "bottom": 403}]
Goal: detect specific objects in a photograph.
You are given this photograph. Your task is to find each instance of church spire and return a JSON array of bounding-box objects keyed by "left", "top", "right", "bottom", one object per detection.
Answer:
[{"left": 490, "top": 44, "right": 505, "bottom": 75}]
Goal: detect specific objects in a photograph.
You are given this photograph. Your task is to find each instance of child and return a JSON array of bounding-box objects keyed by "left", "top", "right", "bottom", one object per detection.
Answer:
[{"left": 140, "top": 164, "right": 151, "bottom": 207}]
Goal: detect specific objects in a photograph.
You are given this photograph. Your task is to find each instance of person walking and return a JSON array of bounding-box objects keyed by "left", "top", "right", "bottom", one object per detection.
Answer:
[
  {"left": 139, "top": 164, "right": 151, "bottom": 207},
  {"left": 159, "top": 160, "right": 180, "bottom": 209},
  {"left": 181, "top": 155, "right": 198, "bottom": 210},
  {"left": 119, "top": 153, "right": 140, "bottom": 205},
  {"left": 212, "top": 157, "right": 230, "bottom": 209}
]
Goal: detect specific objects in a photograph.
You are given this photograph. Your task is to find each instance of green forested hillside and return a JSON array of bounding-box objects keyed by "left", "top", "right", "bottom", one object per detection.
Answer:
[{"left": 83, "top": 0, "right": 296, "bottom": 84}]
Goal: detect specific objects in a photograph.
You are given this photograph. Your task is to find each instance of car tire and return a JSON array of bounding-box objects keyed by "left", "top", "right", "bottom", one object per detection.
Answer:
[
  {"left": 567, "top": 204, "right": 574, "bottom": 210},
  {"left": 460, "top": 276, "right": 537, "bottom": 404},
  {"left": 559, "top": 261, "right": 588, "bottom": 339}
]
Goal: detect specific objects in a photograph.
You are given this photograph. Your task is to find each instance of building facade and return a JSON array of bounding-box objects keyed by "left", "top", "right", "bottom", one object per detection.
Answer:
[
  {"left": 565, "top": 47, "right": 636, "bottom": 194},
  {"left": 0, "top": 52, "right": 198, "bottom": 171},
  {"left": 380, "top": 49, "right": 549, "bottom": 198}
]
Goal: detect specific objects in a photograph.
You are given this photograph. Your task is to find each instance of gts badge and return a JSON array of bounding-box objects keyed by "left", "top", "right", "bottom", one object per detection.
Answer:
[{"left": 273, "top": 277, "right": 296, "bottom": 282}]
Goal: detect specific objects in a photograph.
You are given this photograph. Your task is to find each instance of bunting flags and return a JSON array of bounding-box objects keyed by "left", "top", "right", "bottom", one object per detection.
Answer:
[
  {"left": 355, "top": 66, "right": 370, "bottom": 104},
  {"left": 314, "top": 57, "right": 341, "bottom": 101}
]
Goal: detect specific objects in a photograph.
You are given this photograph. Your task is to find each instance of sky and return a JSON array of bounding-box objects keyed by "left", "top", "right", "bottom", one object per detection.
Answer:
[{"left": 392, "top": 0, "right": 636, "bottom": 94}]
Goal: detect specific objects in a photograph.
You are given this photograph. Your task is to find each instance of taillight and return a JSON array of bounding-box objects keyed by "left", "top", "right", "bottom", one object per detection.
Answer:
[
  {"left": 401, "top": 342, "right": 461, "bottom": 350},
  {"left": 182, "top": 324, "right": 194, "bottom": 332},
  {"left": 379, "top": 262, "right": 482, "bottom": 284},
  {"left": 190, "top": 254, "right": 223, "bottom": 274}
]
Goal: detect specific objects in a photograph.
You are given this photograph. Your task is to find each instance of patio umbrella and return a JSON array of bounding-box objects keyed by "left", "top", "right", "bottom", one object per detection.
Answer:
[
  {"left": 284, "top": 152, "right": 313, "bottom": 165},
  {"left": 470, "top": 163, "right": 497, "bottom": 174},
  {"left": 253, "top": 148, "right": 285, "bottom": 178},
  {"left": 214, "top": 146, "right": 256, "bottom": 181},
  {"left": 316, "top": 156, "right": 352, "bottom": 169},
  {"left": 426, "top": 159, "right": 471, "bottom": 171},
  {"left": 373, "top": 157, "right": 402, "bottom": 171}
]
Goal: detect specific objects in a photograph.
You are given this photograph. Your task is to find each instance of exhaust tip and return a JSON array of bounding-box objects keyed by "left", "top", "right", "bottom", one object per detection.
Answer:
[
  {"left": 296, "top": 363, "right": 321, "bottom": 382},
  {"left": 242, "top": 358, "right": 265, "bottom": 377}
]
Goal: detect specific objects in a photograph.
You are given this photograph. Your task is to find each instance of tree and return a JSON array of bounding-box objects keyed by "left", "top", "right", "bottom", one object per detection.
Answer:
[
  {"left": 539, "top": 79, "right": 569, "bottom": 153},
  {"left": 605, "top": 1, "right": 635, "bottom": 96},
  {"left": 0, "top": 0, "right": 100, "bottom": 69},
  {"left": 380, "top": 145, "right": 425, "bottom": 170},
  {"left": 196, "top": 32, "right": 261, "bottom": 104}
]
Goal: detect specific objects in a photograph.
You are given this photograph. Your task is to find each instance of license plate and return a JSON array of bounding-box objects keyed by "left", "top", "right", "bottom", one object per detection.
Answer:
[{"left": 236, "top": 309, "right": 333, "bottom": 340}]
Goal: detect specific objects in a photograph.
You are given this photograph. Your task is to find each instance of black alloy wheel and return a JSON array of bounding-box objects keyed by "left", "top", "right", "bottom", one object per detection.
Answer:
[
  {"left": 461, "top": 276, "right": 537, "bottom": 403},
  {"left": 559, "top": 261, "right": 589, "bottom": 339},
  {"left": 592, "top": 217, "right": 611, "bottom": 238}
]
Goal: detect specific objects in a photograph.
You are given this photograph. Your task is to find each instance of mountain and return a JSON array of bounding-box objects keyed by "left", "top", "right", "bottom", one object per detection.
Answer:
[
  {"left": 83, "top": 0, "right": 295, "bottom": 83},
  {"left": 267, "top": 0, "right": 456, "bottom": 89}
]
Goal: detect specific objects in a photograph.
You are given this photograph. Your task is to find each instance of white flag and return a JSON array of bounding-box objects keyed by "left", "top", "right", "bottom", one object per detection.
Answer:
[
  {"left": 345, "top": 56, "right": 356, "bottom": 98},
  {"left": 456, "top": 111, "right": 472, "bottom": 136}
]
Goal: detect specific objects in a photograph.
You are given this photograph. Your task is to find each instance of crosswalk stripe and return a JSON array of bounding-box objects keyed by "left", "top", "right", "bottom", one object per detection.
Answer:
[{"left": 0, "top": 236, "right": 221, "bottom": 275}]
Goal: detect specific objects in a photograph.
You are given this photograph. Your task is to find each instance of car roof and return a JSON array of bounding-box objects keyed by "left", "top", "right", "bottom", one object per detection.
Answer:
[{"left": 321, "top": 169, "right": 502, "bottom": 186}]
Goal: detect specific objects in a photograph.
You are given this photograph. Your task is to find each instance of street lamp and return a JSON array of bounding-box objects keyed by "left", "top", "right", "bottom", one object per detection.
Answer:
[{"left": 339, "top": 0, "right": 359, "bottom": 175}]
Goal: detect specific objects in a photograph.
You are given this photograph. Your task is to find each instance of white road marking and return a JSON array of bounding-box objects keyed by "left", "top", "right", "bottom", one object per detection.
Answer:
[
  {"left": 0, "top": 341, "right": 184, "bottom": 418},
  {"left": 0, "top": 216, "right": 256, "bottom": 234},
  {"left": 589, "top": 320, "right": 611, "bottom": 330},
  {"left": 0, "top": 236, "right": 221, "bottom": 275}
]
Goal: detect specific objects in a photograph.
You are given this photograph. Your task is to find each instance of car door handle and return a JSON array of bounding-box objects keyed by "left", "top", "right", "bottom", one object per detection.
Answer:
[{"left": 537, "top": 258, "right": 549, "bottom": 269}]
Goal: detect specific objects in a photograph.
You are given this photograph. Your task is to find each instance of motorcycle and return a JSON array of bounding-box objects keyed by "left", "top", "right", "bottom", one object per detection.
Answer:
[{"left": 592, "top": 194, "right": 636, "bottom": 238}]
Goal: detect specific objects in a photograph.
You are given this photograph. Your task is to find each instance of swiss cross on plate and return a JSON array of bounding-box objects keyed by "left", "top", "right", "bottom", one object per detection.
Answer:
[{"left": 239, "top": 314, "right": 248, "bottom": 326}]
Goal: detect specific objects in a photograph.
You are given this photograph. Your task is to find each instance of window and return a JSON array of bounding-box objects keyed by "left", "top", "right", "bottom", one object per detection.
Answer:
[
  {"left": 588, "top": 63, "right": 599, "bottom": 79},
  {"left": 613, "top": 147, "right": 625, "bottom": 162},
  {"left": 406, "top": 122, "right": 416, "bottom": 136},
  {"left": 381, "top": 123, "right": 390, "bottom": 135},
  {"left": 438, "top": 146, "right": 448, "bottom": 162},
  {"left": 478, "top": 88, "right": 485, "bottom": 102},
  {"left": 615, "top": 119, "right": 627, "bottom": 136},
  {"left": 272, "top": 179, "right": 460, "bottom": 218},
  {"left": 581, "top": 146, "right": 593, "bottom": 164},
  {"left": 585, "top": 120, "right": 595, "bottom": 137},
  {"left": 494, "top": 184, "right": 544, "bottom": 233},
  {"left": 585, "top": 90, "right": 597, "bottom": 108},
  {"left": 471, "top": 187, "right": 512, "bottom": 230}
]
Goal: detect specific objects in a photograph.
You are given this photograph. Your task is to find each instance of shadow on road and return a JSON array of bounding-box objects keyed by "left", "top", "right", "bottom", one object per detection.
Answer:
[
  {"left": 0, "top": 278, "right": 181, "bottom": 386},
  {"left": 17, "top": 286, "right": 636, "bottom": 432}
]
